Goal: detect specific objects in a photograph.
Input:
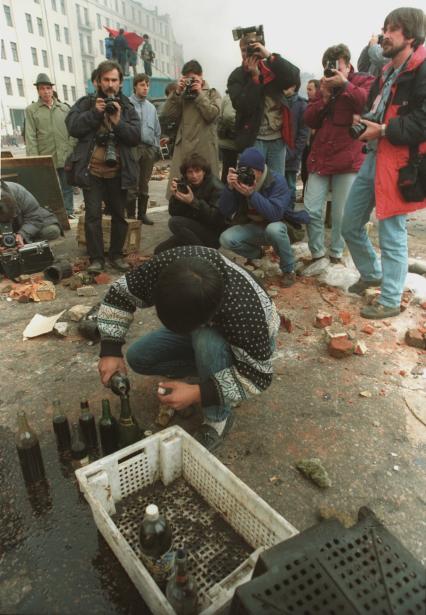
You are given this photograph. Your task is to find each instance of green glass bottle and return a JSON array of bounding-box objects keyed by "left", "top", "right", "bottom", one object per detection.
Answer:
[
  {"left": 15, "top": 410, "right": 46, "bottom": 483},
  {"left": 117, "top": 394, "right": 141, "bottom": 449},
  {"left": 98, "top": 399, "right": 119, "bottom": 456}
]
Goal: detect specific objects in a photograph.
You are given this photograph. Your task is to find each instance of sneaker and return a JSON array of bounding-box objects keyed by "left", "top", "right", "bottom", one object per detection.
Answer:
[
  {"left": 139, "top": 213, "right": 154, "bottom": 225},
  {"left": 87, "top": 259, "right": 104, "bottom": 274},
  {"left": 109, "top": 257, "right": 130, "bottom": 272},
  {"left": 193, "top": 412, "right": 235, "bottom": 452},
  {"left": 280, "top": 272, "right": 296, "bottom": 288},
  {"left": 361, "top": 304, "right": 400, "bottom": 319},
  {"left": 348, "top": 278, "right": 382, "bottom": 296}
]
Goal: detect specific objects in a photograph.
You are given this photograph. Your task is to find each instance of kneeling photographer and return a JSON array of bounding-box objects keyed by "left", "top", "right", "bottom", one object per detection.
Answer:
[
  {"left": 219, "top": 147, "right": 309, "bottom": 288},
  {"left": 65, "top": 60, "right": 140, "bottom": 274},
  {"left": 154, "top": 153, "right": 226, "bottom": 254}
]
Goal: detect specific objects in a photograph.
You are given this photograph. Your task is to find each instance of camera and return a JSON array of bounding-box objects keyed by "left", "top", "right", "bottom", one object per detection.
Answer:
[
  {"left": 378, "top": 34, "right": 384, "bottom": 45},
  {"left": 104, "top": 95, "right": 120, "bottom": 115},
  {"left": 176, "top": 178, "right": 189, "bottom": 194},
  {"left": 237, "top": 166, "right": 255, "bottom": 186},
  {"left": 0, "top": 240, "right": 54, "bottom": 280},
  {"left": 324, "top": 60, "right": 338, "bottom": 78},
  {"left": 232, "top": 24, "right": 264, "bottom": 44},
  {"left": 95, "top": 131, "right": 118, "bottom": 167},
  {"left": 183, "top": 78, "right": 197, "bottom": 100},
  {"left": 349, "top": 122, "right": 367, "bottom": 139},
  {"left": 0, "top": 221, "right": 17, "bottom": 249}
]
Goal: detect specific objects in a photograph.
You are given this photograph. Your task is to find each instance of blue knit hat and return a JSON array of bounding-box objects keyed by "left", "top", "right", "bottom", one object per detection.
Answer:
[{"left": 238, "top": 147, "right": 265, "bottom": 171}]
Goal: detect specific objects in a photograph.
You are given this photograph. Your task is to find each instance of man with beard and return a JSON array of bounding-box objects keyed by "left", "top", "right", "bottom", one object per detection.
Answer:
[
  {"left": 66, "top": 61, "right": 140, "bottom": 273},
  {"left": 342, "top": 7, "right": 426, "bottom": 319}
]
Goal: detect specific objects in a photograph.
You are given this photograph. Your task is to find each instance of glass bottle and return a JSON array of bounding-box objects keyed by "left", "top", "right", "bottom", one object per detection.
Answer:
[
  {"left": 117, "top": 394, "right": 141, "bottom": 449},
  {"left": 139, "top": 504, "right": 174, "bottom": 588},
  {"left": 15, "top": 410, "right": 46, "bottom": 483},
  {"left": 52, "top": 399, "right": 71, "bottom": 450},
  {"left": 79, "top": 399, "right": 98, "bottom": 448},
  {"left": 109, "top": 372, "right": 130, "bottom": 397},
  {"left": 166, "top": 549, "right": 198, "bottom": 614},
  {"left": 70, "top": 422, "right": 89, "bottom": 467},
  {"left": 98, "top": 399, "right": 118, "bottom": 456}
]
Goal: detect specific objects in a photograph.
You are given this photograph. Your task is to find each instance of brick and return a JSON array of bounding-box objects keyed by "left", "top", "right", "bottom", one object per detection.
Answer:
[
  {"left": 94, "top": 272, "right": 111, "bottom": 285},
  {"left": 361, "top": 324, "right": 375, "bottom": 335},
  {"left": 405, "top": 329, "right": 426, "bottom": 349},
  {"left": 324, "top": 324, "right": 348, "bottom": 343},
  {"left": 354, "top": 340, "right": 368, "bottom": 355},
  {"left": 339, "top": 310, "right": 352, "bottom": 325},
  {"left": 76, "top": 285, "right": 97, "bottom": 297},
  {"left": 315, "top": 311, "right": 333, "bottom": 328},
  {"left": 327, "top": 337, "right": 354, "bottom": 359}
]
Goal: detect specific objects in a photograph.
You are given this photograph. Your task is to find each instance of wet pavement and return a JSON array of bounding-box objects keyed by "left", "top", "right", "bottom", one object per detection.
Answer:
[{"left": 0, "top": 159, "right": 425, "bottom": 613}]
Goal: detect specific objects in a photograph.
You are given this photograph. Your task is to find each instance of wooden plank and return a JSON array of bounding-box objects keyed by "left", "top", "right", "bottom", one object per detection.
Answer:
[{"left": 0, "top": 155, "right": 70, "bottom": 230}]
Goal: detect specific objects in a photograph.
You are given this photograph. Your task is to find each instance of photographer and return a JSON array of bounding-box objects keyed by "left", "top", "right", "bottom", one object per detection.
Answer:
[
  {"left": 357, "top": 33, "right": 387, "bottom": 77},
  {"left": 66, "top": 60, "right": 140, "bottom": 274},
  {"left": 227, "top": 30, "right": 300, "bottom": 174},
  {"left": 154, "top": 153, "right": 226, "bottom": 254},
  {"left": 0, "top": 181, "right": 62, "bottom": 248},
  {"left": 219, "top": 147, "right": 309, "bottom": 288},
  {"left": 161, "top": 60, "right": 221, "bottom": 198},
  {"left": 342, "top": 8, "right": 426, "bottom": 320},
  {"left": 303, "top": 44, "right": 374, "bottom": 265}
]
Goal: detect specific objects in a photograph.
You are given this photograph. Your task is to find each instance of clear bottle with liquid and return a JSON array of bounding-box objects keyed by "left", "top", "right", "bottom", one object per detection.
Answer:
[
  {"left": 166, "top": 548, "right": 198, "bottom": 614},
  {"left": 15, "top": 410, "right": 46, "bottom": 483},
  {"left": 70, "top": 422, "right": 89, "bottom": 467},
  {"left": 139, "top": 504, "right": 174, "bottom": 587}
]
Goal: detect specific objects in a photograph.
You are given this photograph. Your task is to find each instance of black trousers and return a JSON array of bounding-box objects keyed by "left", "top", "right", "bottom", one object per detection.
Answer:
[
  {"left": 220, "top": 148, "right": 238, "bottom": 184},
  {"left": 83, "top": 174, "right": 128, "bottom": 261},
  {"left": 154, "top": 216, "right": 221, "bottom": 254}
]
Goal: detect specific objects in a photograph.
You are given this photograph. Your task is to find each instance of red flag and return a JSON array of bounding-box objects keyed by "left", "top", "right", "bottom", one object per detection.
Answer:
[{"left": 104, "top": 26, "right": 143, "bottom": 52}]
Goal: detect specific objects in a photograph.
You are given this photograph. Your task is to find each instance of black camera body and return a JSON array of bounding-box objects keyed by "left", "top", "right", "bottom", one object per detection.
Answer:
[
  {"left": 0, "top": 241, "right": 54, "bottom": 280},
  {"left": 95, "top": 131, "right": 118, "bottom": 167},
  {"left": 183, "top": 78, "right": 197, "bottom": 100},
  {"left": 0, "top": 221, "right": 17, "bottom": 249},
  {"left": 237, "top": 166, "right": 255, "bottom": 186},
  {"left": 104, "top": 95, "right": 120, "bottom": 115},
  {"left": 349, "top": 122, "right": 368, "bottom": 139},
  {"left": 324, "top": 60, "right": 338, "bottom": 78},
  {"left": 176, "top": 178, "right": 189, "bottom": 194}
]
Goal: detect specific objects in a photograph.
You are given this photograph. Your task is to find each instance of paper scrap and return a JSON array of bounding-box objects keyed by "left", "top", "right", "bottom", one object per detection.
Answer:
[{"left": 23, "top": 310, "right": 66, "bottom": 339}]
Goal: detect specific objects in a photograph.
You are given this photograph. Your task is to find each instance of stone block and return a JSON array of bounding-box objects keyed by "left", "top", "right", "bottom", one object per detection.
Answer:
[
  {"left": 405, "top": 329, "right": 426, "bottom": 349},
  {"left": 327, "top": 337, "right": 354, "bottom": 359}
]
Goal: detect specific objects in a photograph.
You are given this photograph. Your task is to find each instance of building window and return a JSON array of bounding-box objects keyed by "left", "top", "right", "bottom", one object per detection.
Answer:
[
  {"left": 86, "top": 35, "right": 92, "bottom": 55},
  {"left": 71, "top": 85, "right": 76, "bottom": 101},
  {"left": 17, "top": 78, "right": 24, "bottom": 96},
  {"left": 99, "top": 40, "right": 103, "bottom": 54},
  {"left": 79, "top": 33, "right": 84, "bottom": 53},
  {"left": 31, "top": 47, "right": 38, "bottom": 65},
  {"left": 60, "top": 0, "right": 65, "bottom": 14},
  {"left": 161, "top": 42, "right": 164, "bottom": 54},
  {"left": 62, "top": 84, "right": 68, "bottom": 101},
  {"left": 59, "top": 54, "right": 64, "bottom": 70},
  {"left": 25, "top": 13, "right": 33, "bottom": 33},
  {"left": 64, "top": 27, "right": 69, "bottom": 44},
  {"left": 4, "top": 76, "right": 12, "bottom": 95},
  {"left": 51, "top": 0, "right": 56, "bottom": 10},
  {"left": 3, "top": 5, "right": 13, "bottom": 27},
  {"left": 97, "top": 13, "right": 101, "bottom": 28},
  {"left": 42, "top": 49, "right": 48, "bottom": 67},
  {"left": 1, "top": 39, "right": 6, "bottom": 59},
  {"left": 37, "top": 17, "right": 44, "bottom": 36},
  {"left": 68, "top": 56, "right": 73, "bottom": 72},
  {"left": 10, "top": 41, "right": 18, "bottom": 61},
  {"left": 83, "top": 7, "right": 88, "bottom": 23},
  {"left": 55, "top": 24, "right": 60, "bottom": 42}
]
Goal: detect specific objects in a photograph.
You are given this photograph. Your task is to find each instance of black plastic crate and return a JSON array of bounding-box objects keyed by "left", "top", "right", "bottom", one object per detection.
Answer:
[{"left": 230, "top": 507, "right": 426, "bottom": 614}]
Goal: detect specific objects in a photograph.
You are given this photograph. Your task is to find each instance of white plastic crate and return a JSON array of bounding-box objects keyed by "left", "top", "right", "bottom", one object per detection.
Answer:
[{"left": 76, "top": 426, "right": 298, "bottom": 614}]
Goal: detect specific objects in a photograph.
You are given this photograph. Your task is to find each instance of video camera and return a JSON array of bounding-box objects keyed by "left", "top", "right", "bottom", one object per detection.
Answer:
[
  {"left": 232, "top": 25, "right": 265, "bottom": 56},
  {"left": 0, "top": 221, "right": 17, "bottom": 249},
  {"left": 0, "top": 240, "right": 54, "bottom": 280}
]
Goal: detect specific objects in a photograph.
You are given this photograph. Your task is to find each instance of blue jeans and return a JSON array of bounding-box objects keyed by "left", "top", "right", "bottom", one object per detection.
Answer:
[
  {"left": 57, "top": 167, "right": 74, "bottom": 215},
  {"left": 285, "top": 170, "right": 297, "bottom": 209},
  {"left": 220, "top": 222, "right": 294, "bottom": 273},
  {"left": 341, "top": 151, "right": 408, "bottom": 308},
  {"left": 304, "top": 172, "right": 356, "bottom": 258},
  {"left": 254, "top": 139, "right": 286, "bottom": 176},
  {"left": 126, "top": 327, "right": 232, "bottom": 422}
]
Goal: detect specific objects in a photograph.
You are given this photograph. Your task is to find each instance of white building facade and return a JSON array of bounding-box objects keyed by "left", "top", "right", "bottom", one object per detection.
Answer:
[{"left": 0, "top": 0, "right": 183, "bottom": 137}]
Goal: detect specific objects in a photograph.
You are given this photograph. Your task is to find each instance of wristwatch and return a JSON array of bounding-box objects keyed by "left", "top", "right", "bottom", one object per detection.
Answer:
[{"left": 381, "top": 124, "right": 386, "bottom": 138}]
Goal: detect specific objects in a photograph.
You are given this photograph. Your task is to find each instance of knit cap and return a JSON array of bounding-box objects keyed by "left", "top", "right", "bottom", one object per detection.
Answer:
[{"left": 238, "top": 147, "right": 265, "bottom": 171}]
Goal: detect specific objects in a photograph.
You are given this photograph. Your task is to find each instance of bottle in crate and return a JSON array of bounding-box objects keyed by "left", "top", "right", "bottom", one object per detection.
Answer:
[
  {"left": 98, "top": 399, "right": 118, "bottom": 456},
  {"left": 139, "top": 504, "right": 174, "bottom": 587},
  {"left": 166, "top": 548, "right": 198, "bottom": 614},
  {"left": 15, "top": 410, "right": 46, "bottom": 483}
]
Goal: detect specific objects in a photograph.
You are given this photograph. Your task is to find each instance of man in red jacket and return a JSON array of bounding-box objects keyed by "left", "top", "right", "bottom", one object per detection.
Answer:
[
  {"left": 342, "top": 7, "right": 426, "bottom": 319},
  {"left": 303, "top": 45, "right": 373, "bottom": 265}
]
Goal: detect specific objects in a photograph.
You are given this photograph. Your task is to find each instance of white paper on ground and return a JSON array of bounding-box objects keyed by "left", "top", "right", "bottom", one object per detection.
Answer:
[{"left": 23, "top": 310, "right": 66, "bottom": 339}]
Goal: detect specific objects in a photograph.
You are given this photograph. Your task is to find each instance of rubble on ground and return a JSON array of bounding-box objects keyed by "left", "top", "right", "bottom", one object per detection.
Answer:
[{"left": 296, "top": 458, "right": 332, "bottom": 488}]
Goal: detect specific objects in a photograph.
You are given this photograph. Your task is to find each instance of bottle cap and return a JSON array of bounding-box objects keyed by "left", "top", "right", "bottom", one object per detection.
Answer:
[{"left": 145, "top": 504, "right": 159, "bottom": 521}]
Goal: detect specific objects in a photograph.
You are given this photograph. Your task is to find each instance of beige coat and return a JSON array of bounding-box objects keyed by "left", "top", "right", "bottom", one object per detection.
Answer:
[{"left": 161, "top": 81, "right": 221, "bottom": 197}]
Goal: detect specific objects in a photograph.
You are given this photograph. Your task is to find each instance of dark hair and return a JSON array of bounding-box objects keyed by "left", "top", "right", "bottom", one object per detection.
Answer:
[
  {"left": 322, "top": 44, "right": 351, "bottom": 67},
  {"left": 0, "top": 185, "right": 17, "bottom": 223},
  {"left": 119, "top": 28, "right": 124, "bottom": 34},
  {"left": 308, "top": 79, "right": 320, "bottom": 90},
  {"left": 153, "top": 258, "right": 224, "bottom": 334},
  {"left": 91, "top": 68, "right": 99, "bottom": 84},
  {"left": 182, "top": 59, "right": 202, "bottom": 76},
  {"left": 384, "top": 7, "right": 426, "bottom": 49},
  {"left": 165, "top": 81, "right": 177, "bottom": 97},
  {"left": 96, "top": 60, "right": 123, "bottom": 81},
  {"left": 180, "top": 153, "right": 211, "bottom": 177},
  {"left": 143, "top": 33, "right": 149, "bottom": 39},
  {"left": 133, "top": 73, "right": 150, "bottom": 90}
]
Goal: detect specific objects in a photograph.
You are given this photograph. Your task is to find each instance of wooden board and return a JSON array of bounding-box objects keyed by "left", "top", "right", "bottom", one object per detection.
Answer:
[{"left": 0, "top": 156, "right": 70, "bottom": 230}]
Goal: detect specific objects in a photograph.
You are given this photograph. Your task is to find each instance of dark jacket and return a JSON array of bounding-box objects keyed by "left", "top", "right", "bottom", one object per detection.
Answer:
[
  {"left": 285, "top": 94, "right": 309, "bottom": 172},
  {"left": 218, "top": 169, "right": 309, "bottom": 227},
  {"left": 65, "top": 92, "right": 141, "bottom": 189},
  {"left": 304, "top": 69, "right": 374, "bottom": 175},
  {"left": 227, "top": 54, "right": 300, "bottom": 152},
  {"left": 169, "top": 174, "right": 226, "bottom": 233},
  {"left": 5, "top": 181, "right": 61, "bottom": 243},
  {"left": 370, "top": 45, "right": 426, "bottom": 219}
]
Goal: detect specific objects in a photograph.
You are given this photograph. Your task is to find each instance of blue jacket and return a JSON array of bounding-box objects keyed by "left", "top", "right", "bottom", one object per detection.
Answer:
[
  {"left": 285, "top": 94, "right": 309, "bottom": 173},
  {"left": 219, "top": 168, "right": 310, "bottom": 226}
]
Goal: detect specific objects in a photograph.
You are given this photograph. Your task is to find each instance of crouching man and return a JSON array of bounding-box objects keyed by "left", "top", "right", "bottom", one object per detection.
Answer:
[
  {"left": 0, "top": 181, "right": 62, "bottom": 247},
  {"left": 97, "top": 246, "right": 280, "bottom": 452}
]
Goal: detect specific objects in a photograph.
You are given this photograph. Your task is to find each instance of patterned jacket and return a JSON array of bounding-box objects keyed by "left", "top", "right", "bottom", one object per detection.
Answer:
[{"left": 98, "top": 246, "right": 280, "bottom": 407}]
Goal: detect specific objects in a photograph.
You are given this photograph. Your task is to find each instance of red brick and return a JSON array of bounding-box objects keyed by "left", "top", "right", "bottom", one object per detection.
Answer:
[
  {"left": 339, "top": 310, "right": 352, "bottom": 325},
  {"left": 94, "top": 272, "right": 112, "bottom": 285},
  {"left": 327, "top": 337, "right": 354, "bottom": 359},
  {"left": 315, "top": 311, "right": 333, "bottom": 328},
  {"left": 362, "top": 324, "right": 375, "bottom": 335},
  {"left": 405, "top": 329, "right": 426, "bottom": 349}
]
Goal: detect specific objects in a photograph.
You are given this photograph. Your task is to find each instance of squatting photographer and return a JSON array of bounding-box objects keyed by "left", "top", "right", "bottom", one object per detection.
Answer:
[{"left": 65, "top": 60, "right": 141, "bottom": 274}]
